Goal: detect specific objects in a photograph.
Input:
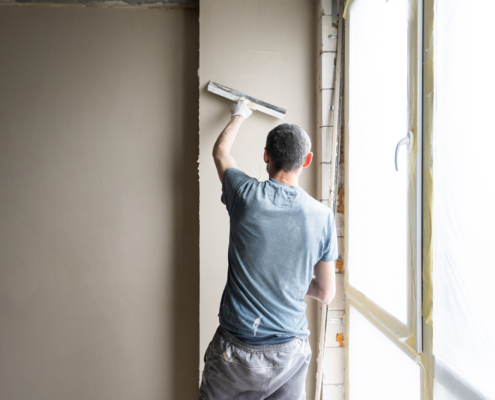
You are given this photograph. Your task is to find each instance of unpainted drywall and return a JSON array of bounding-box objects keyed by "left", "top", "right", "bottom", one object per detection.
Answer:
[
  {"left": 199, "top": 0, "right": 317, "bottom": 397},
  {"left": 0, "top": 6, "right": 199, "bottom": 400}
]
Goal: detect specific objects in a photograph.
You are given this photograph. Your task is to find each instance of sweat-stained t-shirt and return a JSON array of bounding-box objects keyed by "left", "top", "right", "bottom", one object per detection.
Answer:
[{"left": 218, "top": 168, "right": 339, "bottom": 341}]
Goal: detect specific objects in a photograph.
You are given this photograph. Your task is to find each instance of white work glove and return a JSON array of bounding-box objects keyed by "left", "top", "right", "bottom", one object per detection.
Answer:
[{"left": 230, "top": 98, "right": 253, "bottom": 121}]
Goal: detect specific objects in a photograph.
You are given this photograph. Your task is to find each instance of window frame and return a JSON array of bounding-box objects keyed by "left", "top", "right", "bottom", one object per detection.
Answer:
[{"left": 343, "top": 0, "right": 430, "bottom": 398}]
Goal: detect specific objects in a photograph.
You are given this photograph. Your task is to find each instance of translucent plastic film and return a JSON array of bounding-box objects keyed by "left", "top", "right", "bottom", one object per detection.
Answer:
[
  {"left": 347, "top": 0, "right": 412, "bottom": 324},
  {"left": 349, "top": 305, "right": 420, "bottom": 399},
  {"left": 433, "top": 0, "right": 495, "bottom": 398}
]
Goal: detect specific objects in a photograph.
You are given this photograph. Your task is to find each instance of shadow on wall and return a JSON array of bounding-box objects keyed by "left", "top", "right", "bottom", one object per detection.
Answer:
[{"left": 170, "top": 9, "right": 200, "bottom": 400}]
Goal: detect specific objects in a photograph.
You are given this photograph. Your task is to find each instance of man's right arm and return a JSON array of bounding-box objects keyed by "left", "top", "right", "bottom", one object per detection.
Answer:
[
  {"left": 212, "top": 98, "right": 253, "bottom": 183},
  {"left": 306, "top": 259, "right": 336, "bottom": 305}
]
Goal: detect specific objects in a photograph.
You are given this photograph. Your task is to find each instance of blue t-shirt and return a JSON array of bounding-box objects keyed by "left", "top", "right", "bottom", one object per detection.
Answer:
[{"left": 218, "top": 168, "right": 339, "bottom": 341}]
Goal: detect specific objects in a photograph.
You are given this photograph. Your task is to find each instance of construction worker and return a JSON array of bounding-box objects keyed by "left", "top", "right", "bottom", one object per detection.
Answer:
[{"left": 198, "top": 98, "right": 338, "bottom": 400}]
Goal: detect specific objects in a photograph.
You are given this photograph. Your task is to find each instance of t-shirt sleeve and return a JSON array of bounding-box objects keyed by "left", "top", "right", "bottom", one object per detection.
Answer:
[
  {"left": 221, "top": 168, "right": 253, "bottom": 215},
  {"left": 320, "top": 212, "right": 339, "bottom": 262}
]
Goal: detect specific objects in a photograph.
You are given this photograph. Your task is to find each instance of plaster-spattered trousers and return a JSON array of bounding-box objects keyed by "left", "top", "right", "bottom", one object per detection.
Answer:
[{"left": 198, "top": 326, "right": 312, "bottom": 400}]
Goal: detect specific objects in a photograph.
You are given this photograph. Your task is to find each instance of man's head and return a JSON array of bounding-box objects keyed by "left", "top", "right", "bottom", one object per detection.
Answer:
[{"left": 264, "top": 123, "right": 312, "bottom": 174}]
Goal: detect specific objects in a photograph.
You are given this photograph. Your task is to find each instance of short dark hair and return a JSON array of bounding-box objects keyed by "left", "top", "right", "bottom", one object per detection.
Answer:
[{"left": 265, "top": 123, "right": 311, "bottom": 172}]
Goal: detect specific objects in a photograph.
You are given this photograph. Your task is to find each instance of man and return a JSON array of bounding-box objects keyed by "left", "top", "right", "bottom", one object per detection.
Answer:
[{"left": 198, "top": 98, "right": 339, "bottom": 400}]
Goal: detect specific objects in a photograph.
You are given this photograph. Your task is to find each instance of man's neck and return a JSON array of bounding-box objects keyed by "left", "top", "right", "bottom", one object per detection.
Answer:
[{"left": 269, "top": 170, "right": 299, "bottom": 187}]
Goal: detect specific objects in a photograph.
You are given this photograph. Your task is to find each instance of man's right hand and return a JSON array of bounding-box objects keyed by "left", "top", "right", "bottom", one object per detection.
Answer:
[{"left": 230, "top": 98, "right": 253, "bottom": 121}]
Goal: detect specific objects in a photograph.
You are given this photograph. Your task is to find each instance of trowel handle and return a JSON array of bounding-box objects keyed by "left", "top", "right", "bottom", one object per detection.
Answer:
[
  {"left": 235, "top": 97, "right": 257, "bottom": 111},
  {"left": 247, "top": 102, "right": 258, "bottom": 111}
]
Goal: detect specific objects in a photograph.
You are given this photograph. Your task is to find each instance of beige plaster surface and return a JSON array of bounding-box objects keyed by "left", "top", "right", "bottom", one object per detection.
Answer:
[
  {"left": 0, "top": 6, "right": 199, "bottom": 400},
  {"left": 199, "top": 0, "right": 318, "bottom": 397}
]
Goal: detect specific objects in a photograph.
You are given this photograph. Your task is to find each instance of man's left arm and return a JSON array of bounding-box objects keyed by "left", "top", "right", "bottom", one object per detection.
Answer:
[
  {"left": 306, "top": 213, "right": 339, "bottom": 304},
  {"left": 212, "top": 98, "right": 253, "bottom": 182},
  {"left": 306, "top": 260, "right": 336, "bottom": 305}
]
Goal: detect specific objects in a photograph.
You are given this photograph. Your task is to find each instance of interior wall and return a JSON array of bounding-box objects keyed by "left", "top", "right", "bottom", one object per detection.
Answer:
[
  {"left": 0, "top": 6, "right": 199, "bottom": 400},
  {"left": 198, "top": 0, "right": 318, "bottom": 397}
]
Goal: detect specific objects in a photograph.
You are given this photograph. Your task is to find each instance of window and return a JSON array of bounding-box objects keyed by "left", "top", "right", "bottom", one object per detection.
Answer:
[
  {"left": 349, "top": 305, "right": 420, "bottom": 399},
  {"left": 432, "top": 0, "right": 495, "bottom": 398},
  {"left": 345, "top": 0, "right": 423, "bottom": 396},
  {"left": 346, "top": 0, "right": 495, "bottom": 397},
  {"left": 347, "top": 0, "right": 411, "bottom": 324}
]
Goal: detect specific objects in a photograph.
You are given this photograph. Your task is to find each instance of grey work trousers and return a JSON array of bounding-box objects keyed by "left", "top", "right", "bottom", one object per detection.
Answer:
[{"left": 198, "top": 326, "right": 312, "bottom": 400}]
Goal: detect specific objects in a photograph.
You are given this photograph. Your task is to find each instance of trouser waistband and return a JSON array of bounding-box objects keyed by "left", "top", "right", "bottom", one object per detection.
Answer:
[{"left": 217, "top": 326, "right": 302, "bottom": 353}]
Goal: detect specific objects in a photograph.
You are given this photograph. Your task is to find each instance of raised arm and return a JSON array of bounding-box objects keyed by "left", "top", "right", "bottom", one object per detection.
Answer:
[
  {"left": 212, "top": 98, "right": 253, "bottom": 182},
  {"left": 306, "top": 259, "right": 336, "bottom": 305}
]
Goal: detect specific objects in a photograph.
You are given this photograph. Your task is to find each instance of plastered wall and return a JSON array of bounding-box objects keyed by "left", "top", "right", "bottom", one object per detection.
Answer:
[
  {"left": 0, "top": 7, "right": 199, "bottom": 400},
  {"left": 199, "top": 0, "right": 318, "bottom": 397}
]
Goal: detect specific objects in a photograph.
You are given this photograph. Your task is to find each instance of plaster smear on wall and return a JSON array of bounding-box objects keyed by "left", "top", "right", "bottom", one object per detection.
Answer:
[
  {"left": 199, "top": 0, "right": 317, "bottom": 397},
  {"left": 0, "top": 6, "right": 199, "bottom": 400}
]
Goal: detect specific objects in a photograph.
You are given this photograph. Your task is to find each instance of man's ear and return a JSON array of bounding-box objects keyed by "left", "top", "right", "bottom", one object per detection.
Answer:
[
  {"left": 302, "top": 152, "right": 313, "bottom": 168},
  {"left": 263, "top": 148, "right": 269, "bottom": 164}
]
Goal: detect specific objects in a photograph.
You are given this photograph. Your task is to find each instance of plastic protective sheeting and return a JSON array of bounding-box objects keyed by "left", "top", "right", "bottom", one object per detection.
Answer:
[
  {"left": 349, "top": 305, "right": 420, "bottom": 399},
  {"left": 347, "top": 0, "right": 412, "bottom": 324},
  {"left": 433, "top": 0, "right": 495, "bottom": 398}
]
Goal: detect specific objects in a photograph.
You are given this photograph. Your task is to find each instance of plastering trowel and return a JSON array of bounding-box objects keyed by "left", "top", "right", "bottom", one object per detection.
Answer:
[{"left": 207, "top": 81, "right": 286, "bottom": 119}]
